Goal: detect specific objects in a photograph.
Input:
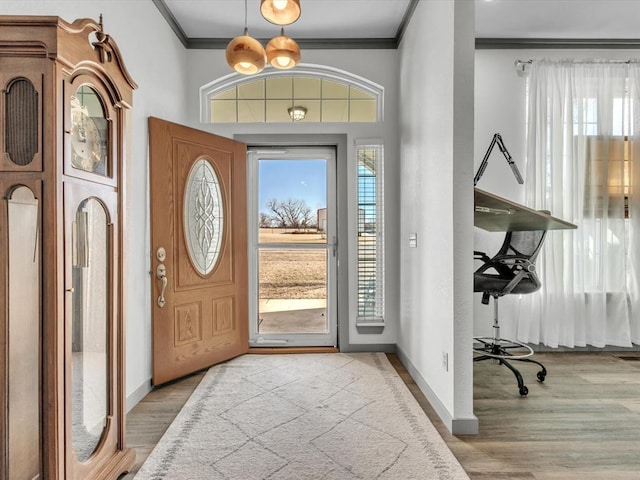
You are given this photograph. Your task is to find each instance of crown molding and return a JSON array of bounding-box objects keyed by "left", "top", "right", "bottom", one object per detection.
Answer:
[
  {"left": 187, "top": 37, "right": 398, "bottom": 50},
  {"left": 152, "top": 0, "right": 189, "bottom": 48},
  {"left": 476, "top": 37, "right": 640, "bottom": 49},
  {"left": 154, "top": 1, "right": 640, "bottom": 52},
  {"left": 153, "top": 0, "right": 419, "bottom": 50},
  {"left": 395, "top": 0, "right": 420, "bottom": 47}
]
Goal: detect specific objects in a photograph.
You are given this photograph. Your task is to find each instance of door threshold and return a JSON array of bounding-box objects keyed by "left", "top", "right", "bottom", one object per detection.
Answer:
[{"left": 247, "top": 346, "right": 338, "bottom": 354}]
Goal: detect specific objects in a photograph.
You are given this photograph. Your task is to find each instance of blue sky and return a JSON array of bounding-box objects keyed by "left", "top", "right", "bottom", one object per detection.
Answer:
[{"left": 259, "top": 159, "right": 327, "bottom": 212}]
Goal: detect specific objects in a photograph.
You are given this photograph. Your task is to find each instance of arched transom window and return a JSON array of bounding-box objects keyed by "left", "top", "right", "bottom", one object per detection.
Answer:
[{"left": 200, "top": 64, "right": 383, "bottom": 123}]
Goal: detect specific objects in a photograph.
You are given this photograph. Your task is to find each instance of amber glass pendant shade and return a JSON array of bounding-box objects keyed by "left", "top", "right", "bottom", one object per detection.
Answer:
[
  {"left": 226, "top": 28, "right": 267, "bottom": 75},
  {"left": 266, "top": 28, "right": 301, "bottom": 69},
  {"left": 260, "top": 0, "right": 301, "bottom": 25}
]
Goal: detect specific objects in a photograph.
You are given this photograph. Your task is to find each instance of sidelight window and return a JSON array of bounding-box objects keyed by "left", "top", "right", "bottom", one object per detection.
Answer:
[{"left": 356, "top": 142, "right": 384, "bottom": 323}]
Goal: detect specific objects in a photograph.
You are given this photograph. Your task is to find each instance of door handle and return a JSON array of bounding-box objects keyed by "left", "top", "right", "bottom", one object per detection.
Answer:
[{"left": 156, "top": 263, "right": 167, "bottom": 308}]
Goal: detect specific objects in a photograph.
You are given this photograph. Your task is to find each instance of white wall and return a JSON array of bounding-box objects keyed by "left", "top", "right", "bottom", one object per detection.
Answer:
[
  {"left": 398, "top": 0, "right": 477, "bottom": 434},
  {"left": 1, "top": 1, "right": 401, "bottom": 406},
  {"left": 0, "top": 1, "right": 189, "bottom": 408},
  {"left": 473, "top": 48, "right": 640, "bottom": 340},
  {"left": 184, "top": 49, "right": 401, "bottom": 348}
]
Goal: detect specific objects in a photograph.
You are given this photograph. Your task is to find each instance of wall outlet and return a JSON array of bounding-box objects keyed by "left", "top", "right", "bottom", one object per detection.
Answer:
[{"left": 442, "top": 352, "right": 449, "bottom": 372}]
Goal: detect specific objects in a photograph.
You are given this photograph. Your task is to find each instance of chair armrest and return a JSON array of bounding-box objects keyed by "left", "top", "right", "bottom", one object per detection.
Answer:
[
  {"left": 474, "top": 250, "right": 490, "bottom": 262},
  {"left": 493, "top": 255, "right": 535, "bottom": 271},
  {"left": 474, "top": 254, "right": 533, "bottom": 277}
]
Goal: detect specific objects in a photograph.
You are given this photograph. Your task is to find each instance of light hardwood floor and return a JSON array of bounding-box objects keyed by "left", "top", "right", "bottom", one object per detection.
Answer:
[
  {"left": 121, "top": 371, "right": 205, "bottom": 479},
  {"left": 121, "top": 352, "right": 640, "bottom": 479}
]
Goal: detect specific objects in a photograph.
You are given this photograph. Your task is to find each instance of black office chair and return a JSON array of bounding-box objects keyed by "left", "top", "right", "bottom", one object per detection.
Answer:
[{"left": 473, "top": 226, "right": 548, "bottom": 396}]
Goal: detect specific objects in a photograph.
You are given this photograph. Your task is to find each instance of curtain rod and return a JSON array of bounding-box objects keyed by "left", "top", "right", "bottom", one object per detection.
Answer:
[
  {"left": 514, "top": 58, "right": 640, "bottom": 76},
  {"left": 515, "top": 58, "right": 639, "bottom": 68}
]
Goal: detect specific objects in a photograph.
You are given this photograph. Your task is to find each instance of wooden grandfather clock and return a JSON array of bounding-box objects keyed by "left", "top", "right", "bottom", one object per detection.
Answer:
[{"left": 0, "top": 16, "right": 137, "bottom": 479}]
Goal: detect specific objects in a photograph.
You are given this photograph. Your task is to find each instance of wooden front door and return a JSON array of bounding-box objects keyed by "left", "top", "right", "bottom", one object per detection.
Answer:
[{"left": 148, "top": 117, "right": 248, "bottom": 385}]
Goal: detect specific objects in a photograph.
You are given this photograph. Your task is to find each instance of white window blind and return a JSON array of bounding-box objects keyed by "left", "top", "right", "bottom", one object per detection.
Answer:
[{"left": 356, "top": 143, "right": 384, "bottom": 322}]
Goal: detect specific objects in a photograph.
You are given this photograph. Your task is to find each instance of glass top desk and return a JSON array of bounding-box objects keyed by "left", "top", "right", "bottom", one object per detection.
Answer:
[{"left": 474, "top": 188, "right": 577, "bottom": 232}]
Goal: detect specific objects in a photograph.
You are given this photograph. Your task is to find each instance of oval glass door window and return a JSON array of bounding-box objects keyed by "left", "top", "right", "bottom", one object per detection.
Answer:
[{"left": 183, "top": 158, "right": 224, "bottom": 275}]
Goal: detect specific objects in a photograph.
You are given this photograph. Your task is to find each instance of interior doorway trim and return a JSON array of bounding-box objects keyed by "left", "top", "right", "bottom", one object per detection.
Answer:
[
  {"left": 247, "top": 146, "right": 337, "bottom": 347},
  {"left": 236, "top": 134, "right": 350, "bottom": 350}
]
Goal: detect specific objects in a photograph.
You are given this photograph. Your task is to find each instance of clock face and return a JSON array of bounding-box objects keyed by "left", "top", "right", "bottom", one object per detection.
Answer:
[{"left": 70, "top": 86, "right": 108, "bottom": 175}]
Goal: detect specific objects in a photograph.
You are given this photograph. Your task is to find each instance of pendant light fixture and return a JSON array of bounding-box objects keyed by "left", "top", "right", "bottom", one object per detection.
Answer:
[
  {"left": 266, "top": 28, "right": 301, "bottom": 69},
  {"left": 226, "top": 0, "right": 266, "bottom": 75},
  {"left": 260, "top": 0, "right": 301, "bottom": 26}
]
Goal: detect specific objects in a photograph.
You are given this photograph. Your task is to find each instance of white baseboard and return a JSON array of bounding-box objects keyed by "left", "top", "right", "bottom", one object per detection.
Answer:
[
  {"left": 340, "top": 343, "right": 396, "bottom": 353},
  {"left": 126, "top": 378, "right": 152, "bottom": 413},
  {"left": 396, "top": 346, "right": 478, "bottom": 435}
]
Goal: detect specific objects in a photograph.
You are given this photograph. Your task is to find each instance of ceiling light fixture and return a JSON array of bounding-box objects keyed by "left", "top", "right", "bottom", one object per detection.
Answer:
[
  {"left": 288, "top": 105, "right": 307, "bottom": 121},
  {"left": 266, "top": 28, "right": 301, "bottom": 69},
  {"left": 260, "top": 0, "right": 301, "bottom": 26},
  {"left": 226, "top": 0, "right": 266, "bottom": 75}
]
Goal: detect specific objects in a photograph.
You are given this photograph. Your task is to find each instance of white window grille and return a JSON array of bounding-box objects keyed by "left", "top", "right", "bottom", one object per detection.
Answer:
[{"left": 200, "top": 64, "right": 384, "bottom": 124}]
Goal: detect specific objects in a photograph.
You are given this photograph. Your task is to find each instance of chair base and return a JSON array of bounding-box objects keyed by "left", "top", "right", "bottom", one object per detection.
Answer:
[{"left": 473, "top": 337, "right": 547, "bottom": 396}]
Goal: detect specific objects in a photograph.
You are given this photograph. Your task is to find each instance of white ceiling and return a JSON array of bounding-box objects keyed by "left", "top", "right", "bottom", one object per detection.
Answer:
[
  {"left": 157, "top": 0, "right": 640, "bottom": 46},
  {"left": 162, "top": 0, "right": 412, "bottom": 40},
  {"left": 476, "top": 0, "right": 640, "bottom": 39}
]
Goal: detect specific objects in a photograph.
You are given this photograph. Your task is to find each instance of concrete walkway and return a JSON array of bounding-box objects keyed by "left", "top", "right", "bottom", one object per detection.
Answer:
[{"left": 258, "top": 299, "right": 327, "bottom": 333}]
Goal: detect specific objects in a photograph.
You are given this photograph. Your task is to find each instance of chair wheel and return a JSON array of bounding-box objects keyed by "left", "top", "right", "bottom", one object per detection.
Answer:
[
  {"left": 519, "top": 386, "right": 529, "bottom": 396},
  {"left": 537, "top": 371, "right": 546, "bottom": 382}
]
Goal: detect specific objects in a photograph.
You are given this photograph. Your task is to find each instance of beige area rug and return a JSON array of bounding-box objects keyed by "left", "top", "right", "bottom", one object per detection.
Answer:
[{"left": 134, "top": 353, "right": 470, "bottom": 480}]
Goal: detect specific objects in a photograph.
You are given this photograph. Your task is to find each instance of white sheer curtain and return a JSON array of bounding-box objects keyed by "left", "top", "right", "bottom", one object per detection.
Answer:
[{"left": 519, "top": 59, "right": 640, "bottom": 348}]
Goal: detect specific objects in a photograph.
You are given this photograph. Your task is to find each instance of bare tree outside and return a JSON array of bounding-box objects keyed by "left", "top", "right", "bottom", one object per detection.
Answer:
[
  {"left": 299, "top": 205, "right": 315, "bottom": 230},
  {"left": 258, "top": 212, "right": 272, "bottom": 228},
  {"left": 265, "top": 198, "right": 316, "bottom": 231}
]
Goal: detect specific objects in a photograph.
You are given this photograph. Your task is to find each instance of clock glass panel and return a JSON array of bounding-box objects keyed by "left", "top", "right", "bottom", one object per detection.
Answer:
[{"left": 70, "top": 86, "right": 108, "bottom": 175}]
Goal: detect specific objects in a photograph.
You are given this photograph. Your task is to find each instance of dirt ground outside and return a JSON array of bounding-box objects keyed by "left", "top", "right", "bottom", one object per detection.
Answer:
[
  {"left": 257, "top": 229, "right": 378, "bottom": 299},
  {"left": 258, "top": 228, "right": 327, "bottom": 300}
]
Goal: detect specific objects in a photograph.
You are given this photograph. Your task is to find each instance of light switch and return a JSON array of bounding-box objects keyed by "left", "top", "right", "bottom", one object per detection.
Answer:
[{"left": 409, "top": 233, "right": 417, "bottom": 248}]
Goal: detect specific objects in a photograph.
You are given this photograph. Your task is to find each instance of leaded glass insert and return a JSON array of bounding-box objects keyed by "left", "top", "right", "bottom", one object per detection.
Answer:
[{"left": 184, "top": 159, "right": 224, "bottom": 275}]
